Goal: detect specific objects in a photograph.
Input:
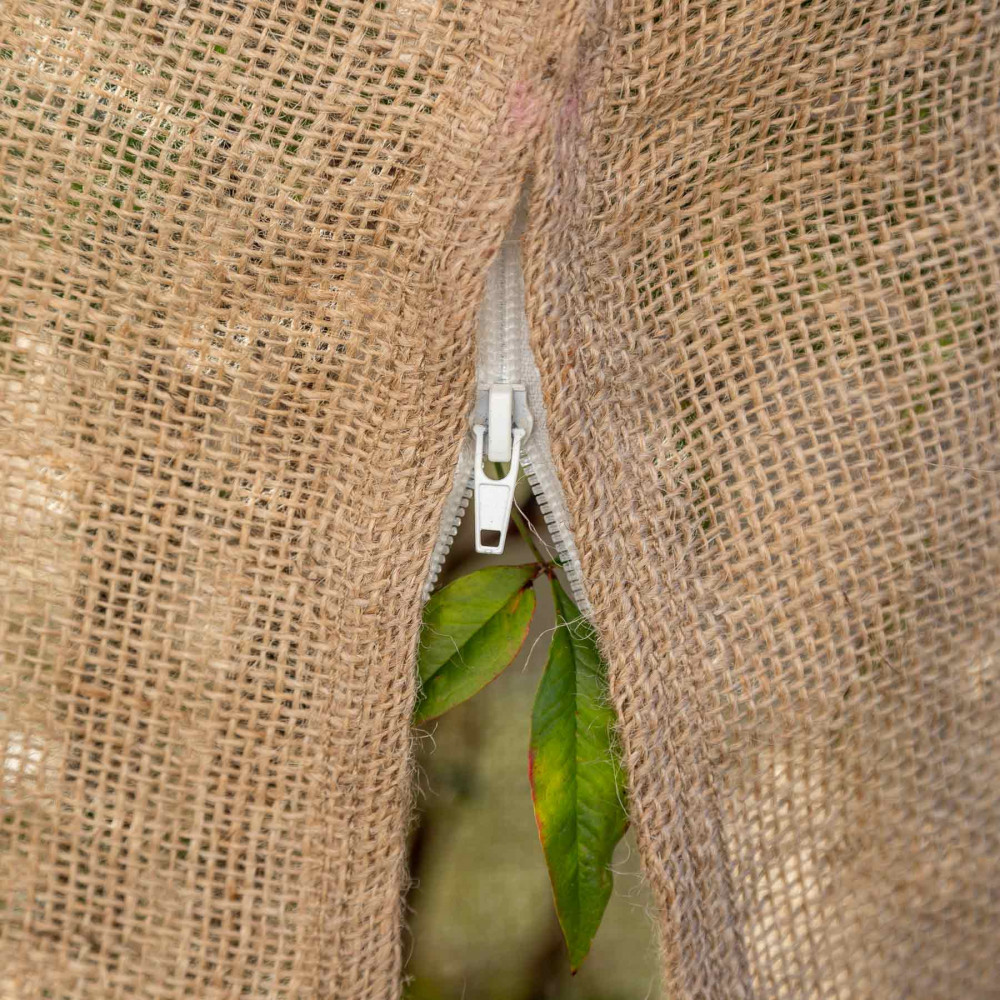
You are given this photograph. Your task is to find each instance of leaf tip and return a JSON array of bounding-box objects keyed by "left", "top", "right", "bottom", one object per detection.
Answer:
[{"left": 567, "top": 940, "right": 592, "bottom": 975}]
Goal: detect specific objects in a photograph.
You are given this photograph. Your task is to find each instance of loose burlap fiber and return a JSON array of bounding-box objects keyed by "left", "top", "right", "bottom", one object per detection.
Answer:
[{"left": 2, "top": 1, "right": 998, "bottom": 998}]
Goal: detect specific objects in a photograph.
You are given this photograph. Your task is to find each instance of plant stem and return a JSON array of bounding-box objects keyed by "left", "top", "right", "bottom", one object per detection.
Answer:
[{"left": 489, "top": 461, "right": 553, "bottom": 570}]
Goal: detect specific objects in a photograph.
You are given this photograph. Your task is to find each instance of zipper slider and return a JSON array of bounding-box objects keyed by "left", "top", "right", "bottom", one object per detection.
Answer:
[{"left": 472, "top": 384, "right": 531, "bottom": 554}]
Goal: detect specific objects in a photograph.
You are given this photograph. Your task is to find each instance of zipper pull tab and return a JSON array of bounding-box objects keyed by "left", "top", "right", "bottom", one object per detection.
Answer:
[{"left": 472, "top": 384, "right": 530, "bottom": 554}]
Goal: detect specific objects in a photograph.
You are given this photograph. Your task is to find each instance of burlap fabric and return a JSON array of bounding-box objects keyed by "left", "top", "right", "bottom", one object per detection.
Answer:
[
  {"left": 525, "top": 2, "right": 1000, "bottom": 997},
  {"left": 2, "top": 1, "right": 998, "bottom": 998}
]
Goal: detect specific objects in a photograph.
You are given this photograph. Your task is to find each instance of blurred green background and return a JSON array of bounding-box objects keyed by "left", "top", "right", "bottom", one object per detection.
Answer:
[{"left": 404, "top": 482, "right": 662, "bottom": 1000}]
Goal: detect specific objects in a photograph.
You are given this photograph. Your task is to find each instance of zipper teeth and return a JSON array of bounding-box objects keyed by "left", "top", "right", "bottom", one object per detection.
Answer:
[
  {"left": 424, "top": 444, "right": 590, "bottom": 612},
  {"left": 423, "top": 189, "right": 590, "bottom": 612},
  {"left": 422, "top": 447, "right": 473, "bottom": 600},
  {"left": 498, "top": 234, "right": 520, "bottom": 384},
  {"left": 520, "top": 447, "right": 591, "bottom": 613}
]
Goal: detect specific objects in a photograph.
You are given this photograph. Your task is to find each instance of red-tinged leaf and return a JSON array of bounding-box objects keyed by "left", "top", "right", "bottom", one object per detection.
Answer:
[
  {"left": 529, "top": 577, "right": 628, "bottom": 971},
  {"left": 415, "top": 565, "right": 537, "bottom": 723}
]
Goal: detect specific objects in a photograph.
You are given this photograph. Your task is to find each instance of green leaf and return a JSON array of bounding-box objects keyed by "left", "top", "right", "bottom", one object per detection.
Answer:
[
  {"left": 529, "top": 578, "right": 628, "bottom": 972},
  {"left": 415, "top": 565, "right": 537, "bottom": 723}
]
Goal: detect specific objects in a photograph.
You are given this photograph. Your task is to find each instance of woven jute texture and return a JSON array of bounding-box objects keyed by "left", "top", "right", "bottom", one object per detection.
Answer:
[
  {"left": 525, "top": 2, "right": 1000, "bottom": 998},
  {"left": 0, "top": 1, "right": 544, "bottom": 995},
  {"left": 3, "top": 1, "right": 1000, "bottom": 998}
]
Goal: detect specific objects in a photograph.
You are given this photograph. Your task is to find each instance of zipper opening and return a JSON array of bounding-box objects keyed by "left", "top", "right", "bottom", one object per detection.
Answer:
[{"left": 423, "top": 191, "right": 590, "bottom": 614}]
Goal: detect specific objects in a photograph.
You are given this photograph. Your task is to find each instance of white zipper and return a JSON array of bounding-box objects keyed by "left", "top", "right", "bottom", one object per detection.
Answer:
[{"left": 423, "top": 196, "right": 590, "bottom": 613}]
